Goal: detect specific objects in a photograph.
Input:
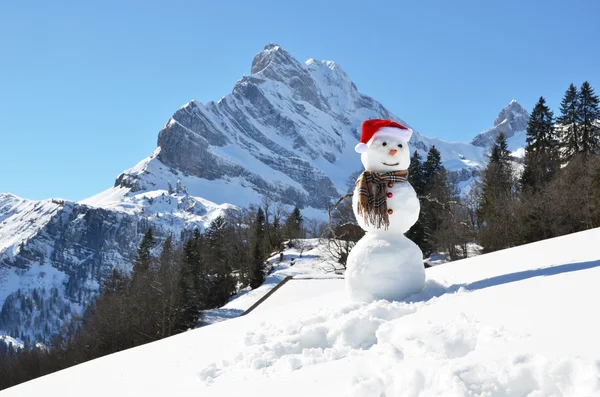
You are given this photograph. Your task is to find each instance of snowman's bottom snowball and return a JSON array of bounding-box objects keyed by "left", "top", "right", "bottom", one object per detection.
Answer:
[{"left": 346, "top": 232, "right": 425, "bottom": 303}]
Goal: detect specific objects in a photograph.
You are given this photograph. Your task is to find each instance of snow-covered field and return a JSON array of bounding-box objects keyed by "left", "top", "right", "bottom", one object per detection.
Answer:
[{"left": 5, "top": 228, "right": 600, "bottom": 396}]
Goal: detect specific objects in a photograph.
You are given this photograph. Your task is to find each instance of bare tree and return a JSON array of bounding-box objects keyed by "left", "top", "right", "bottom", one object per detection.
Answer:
[{"left": 318, "top": 193, "right": 363, "bottom": 272}]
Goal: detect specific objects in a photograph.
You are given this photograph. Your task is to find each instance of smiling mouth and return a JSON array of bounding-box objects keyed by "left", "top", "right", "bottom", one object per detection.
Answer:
[{"left": 382, "top": 162, "right": 400, "bottom": 166}]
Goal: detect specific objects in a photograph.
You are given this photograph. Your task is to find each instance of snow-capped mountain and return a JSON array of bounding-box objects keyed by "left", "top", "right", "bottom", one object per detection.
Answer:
[
  {"left": 0, "top": 191, "right": 232, "bottom": 344},
  {"left": 101, "top": 43, "right": 493, "bottom": 213},
  {"left": 471, "top": 99, "right": 529, "bottom": 156},
  {"left": 0, "top": 43, "right": 529, "bottom": 344}
]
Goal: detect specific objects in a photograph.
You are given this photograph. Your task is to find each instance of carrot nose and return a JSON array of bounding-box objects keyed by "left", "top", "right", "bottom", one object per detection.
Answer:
[{"left": 389, "top": 149, "right": 398, "bottom": 156}]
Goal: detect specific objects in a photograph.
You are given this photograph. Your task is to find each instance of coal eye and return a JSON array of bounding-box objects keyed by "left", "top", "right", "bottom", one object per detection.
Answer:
[
  {"left": 382, "top": 142, "right": 387, "bottom": 146},
  {"left": 398, "top": 143, "right": 403, "bottom": 148}
]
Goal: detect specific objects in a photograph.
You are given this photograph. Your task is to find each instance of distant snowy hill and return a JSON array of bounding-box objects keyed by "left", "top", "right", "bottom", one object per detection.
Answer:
[
  {"left": 5, "top": 227, "right": 600, "bottom": 396},
  {"left": 0, "top": 43, "right": 530, "bottom": 344}
]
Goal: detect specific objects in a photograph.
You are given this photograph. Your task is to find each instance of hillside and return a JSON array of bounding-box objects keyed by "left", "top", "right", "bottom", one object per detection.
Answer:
[{"left": 4, "top": 227, "right": 600, "bottom": 396}]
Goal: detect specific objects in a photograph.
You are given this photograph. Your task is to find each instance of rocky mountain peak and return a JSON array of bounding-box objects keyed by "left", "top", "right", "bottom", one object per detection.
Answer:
[
  {"left": 471, "top": 100, "right": 530, "bottom": 148},
  {"left": 493, "top": 100, "right": 529, "bottom": 130},
  {"left": 250, "top": 43, "right": 299, "bottom": 75}
]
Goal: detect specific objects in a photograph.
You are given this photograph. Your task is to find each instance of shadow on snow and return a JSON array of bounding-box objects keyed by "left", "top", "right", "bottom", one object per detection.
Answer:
[{"left": 405, "top": 260, "right": 600, "bottom": 303}]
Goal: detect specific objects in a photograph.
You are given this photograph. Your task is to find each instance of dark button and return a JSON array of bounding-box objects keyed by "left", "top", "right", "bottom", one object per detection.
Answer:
[
  {"left": 387, "top": 209, "right": 393, "bottom": 215},
  {"left": 387, "top": 192, "right": 393, "bottom": 198},
  {"left": 387, "top": 182, "right": 394, "bottom": 188}
]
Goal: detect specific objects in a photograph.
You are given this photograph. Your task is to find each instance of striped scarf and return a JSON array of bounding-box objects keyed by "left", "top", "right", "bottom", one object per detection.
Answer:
[{"left": 355, "top": 169, "right": 409, "bottom": 230}]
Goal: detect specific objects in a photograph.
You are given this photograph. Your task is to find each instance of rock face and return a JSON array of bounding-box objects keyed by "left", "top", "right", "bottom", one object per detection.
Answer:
[
  {"left": 471, "top": 100, "right": 530, "bottom": 149},
  {"left": 0, "top": 44, "right": 528, "bottom": 345}
]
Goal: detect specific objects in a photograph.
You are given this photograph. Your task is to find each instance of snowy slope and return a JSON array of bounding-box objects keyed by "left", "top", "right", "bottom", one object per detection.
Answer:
[
  {"left": 6, "top": 228, "right": 600, "bottom": 396},
  {"left": 0, "top": 194, "right": 61, "bottom": 260}
]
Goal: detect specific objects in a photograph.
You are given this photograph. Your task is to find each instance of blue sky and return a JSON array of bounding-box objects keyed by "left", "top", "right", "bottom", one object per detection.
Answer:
[{"left": 1, "top": 0, "right": 599, "bottom": 201}]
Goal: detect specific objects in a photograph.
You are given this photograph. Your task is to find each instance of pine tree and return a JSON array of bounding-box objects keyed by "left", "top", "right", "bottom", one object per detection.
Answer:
[
  {"left": 408, "top": 150, "right": 426, "bottom": 196},
  {"left": 157, "top": 235, "right": 179, "bottom": 337},
  {"left": 167, "top": 181, "right": 174, "bottom": 195},
  {"left": 479, "top": 133, "right": 517, "bottom": 252},
  {"left": 190, "top": 229, "right": 207, "bottom": 301},
  {"left": 204, "top": 216, "right": 228, "bottom": 271},
  {"left": 176, "top": 230, "right": 202, "bottom": 331},
  {"left": 482, "top": 133, "right": 512, "bottom": 209},
  {"left": 203, "top": 216, "right": 236, "bottom": 306},
  {"left": 578, "top": 81, "right": 600, "bottom": 155},
  {"left": 521, "top": 97, "right": 559, "bottom": 191},
  {"left": 284, "top": 207, "right": 304, "bottom": 240},
  {"left": 421, "top": 146, "right": 452, "bottom": 256},
  {"left": 406, "top": 146, "right": 451, "bottom": 256},
  {"left": 269, "top": 214, "right": 283, "bottom": 252},
  {"left": 159, "top": 235, "right": 174, "bottom": 274},
  {"left": 488, "top": 133, "right": 511, "bottom": 165},
  {"left": 557, "top": 83, "right": 581, "bottom": 161},
  {"left": 250, "top": 208, "right": 267, "bottom": 289},
  {"left": 102, "top": 268, "right": 127, "bottom": 295},
  {"left": 422, "top": 146, "right": 443, "bottom": 188},
  {"left": 116, "top": 227, "right": 158, "bottom": 347},
  {"left": 406, "top": 150, "right": 427, "bottom": 251},
  {"left": 133, "top": 228, "right": 155, "bottom": 275}
]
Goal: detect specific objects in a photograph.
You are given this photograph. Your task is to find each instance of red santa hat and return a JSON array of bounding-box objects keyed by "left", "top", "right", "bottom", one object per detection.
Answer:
[{"left": 355, "top": 119, "right": 413, "bottom": 153}]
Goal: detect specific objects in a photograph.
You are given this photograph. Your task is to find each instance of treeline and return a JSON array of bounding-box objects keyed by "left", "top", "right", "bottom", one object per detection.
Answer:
[
  {"left": 406, "top": 145, "right": 469, "bottom": 259},
  {"left": 479, "top": 81, "right": 600, "bottom": 251},
  {"left": 0, "top": 204, "right": 305, "bottom": 390},
  {"left": 408, "top": 81, "right": 600, "bottom": 257}
]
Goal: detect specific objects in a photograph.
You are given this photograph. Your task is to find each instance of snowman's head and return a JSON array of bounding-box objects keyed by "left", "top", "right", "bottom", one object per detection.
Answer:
[{"left": 355, "top": 120, "right": 413, "bottom": 172}]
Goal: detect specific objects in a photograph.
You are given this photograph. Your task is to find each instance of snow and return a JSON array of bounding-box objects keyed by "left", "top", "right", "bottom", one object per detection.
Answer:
[
  {"left": 80, "top": 156, "right": 238, "bottom": 235},
  {"left": 0, "top": 194, "right": 61, "bottom": 258},
  {"left": 508, "top": 129, "right": 528, "bottom": 155},
  {"left": 79, "top": 185, "right": 131, "bottom": 208},
  {"left": 0, "top": 334, "right": 23, "bottom": 349},
  {"left": 425, "top": 243, "right": 483, "bottom": 266},
  {"left": 201, "top": 239, "right": 338, "bottom": 325},
  {"left": 0, "top": 262, "right": 70, "bottom": 315},
  {"left": 346, "top": 232, "right": 425, "bottom": 302},
  {"left": 419, "top": 135, "right": 488, "bottom": 169},
  {"left": 211, "top": 143, "right": 308, "bottom": 194},
  {"left": 6, "top": 225, "right": 600, "bottom": 396},
  {"left": 82, "top": 152, "right": 311, "bottom": 222}
]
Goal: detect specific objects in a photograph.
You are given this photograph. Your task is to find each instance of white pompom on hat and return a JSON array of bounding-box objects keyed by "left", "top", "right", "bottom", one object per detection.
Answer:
[{"left": 355, "top": 119, "right": 413, "bottom": 153}]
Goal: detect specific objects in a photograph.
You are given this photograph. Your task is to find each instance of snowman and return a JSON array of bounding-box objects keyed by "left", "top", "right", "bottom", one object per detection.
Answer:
[{"left": 346, "top": 119, "right": 425, "bottom": 302}]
